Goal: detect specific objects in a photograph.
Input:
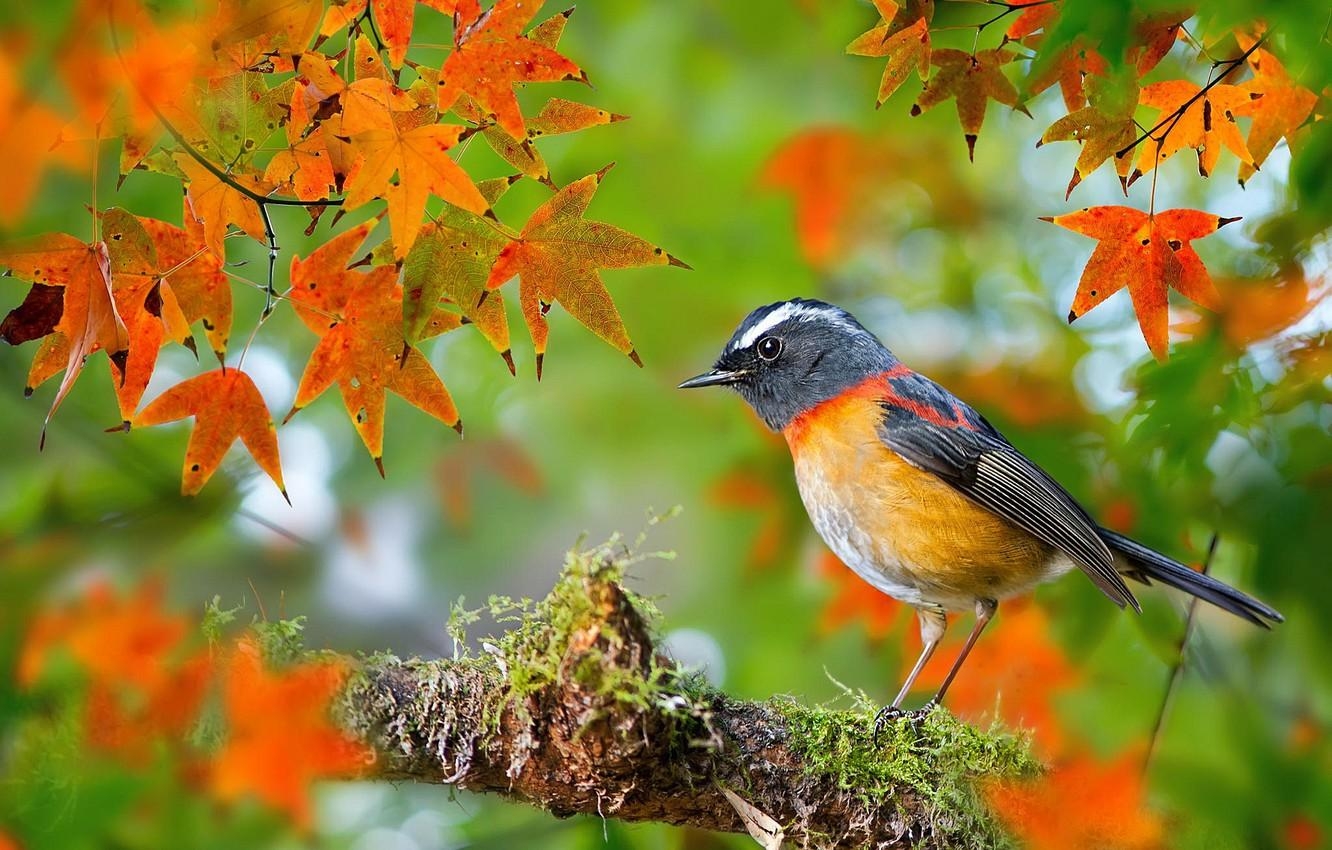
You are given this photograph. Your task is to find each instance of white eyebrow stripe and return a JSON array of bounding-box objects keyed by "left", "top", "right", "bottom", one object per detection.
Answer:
[
  {"left": 733, "top": 303, "right": 798, "bottom": 350},
  {"left": 731, "top": 302, "right": 859, "bottom": 351}
]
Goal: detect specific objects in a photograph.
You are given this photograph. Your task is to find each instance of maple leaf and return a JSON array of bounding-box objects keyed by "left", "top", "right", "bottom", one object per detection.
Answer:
[
  {"left": 341, "top": 78, "right": 488, "bottom": 257},
  {"left": 211, "top": 637, "right": 371, "bottom": 830},
  {"left": 1038, "top": 76, "right": 1140, "bottom": 197},
  {"left": 911, "top": 48, "right": 1027, "bottom": 161},
  {"left": 457, "top": 96, "right": 628, "bottom": 187},
  {"left": 1133, "top": 81, "right": 1259, "bottom": 180},
  {"left": 137, "top": 205, "right": 234, "bottom": 358},
  {"left": 133, "top": 367, "right": 287, "bottom": 498},
  {"left": 1235, "top": 36, "right": 1319, "bottom": 186},
  {"left": 1128, "top": 10, "right": 1187, "bottom": 76},
  {"left": 1005, "top": 0, "right": 1058, "bottom": 41},
  {"left": 20, "top": 580, "right": 214, "bottom": 759},
  {"left": 1042, "top": 206, "right": 1238, "bottom": 360},
  {"left": 1180, "top": 271, "right": 1328, "bottom": 348},
  {"left": 916, "top": 601, "right": 1077, "bottom": 754},
  {"left": 287, "top": 222, "right": 463, "bottom": 472},
  {"left": 213, "top": 0, "right": 325, "bottom": 57},
  {"left": 759, "top": 127, "right": 894, "bottom": 267},
  {"left": 0, "top": 53, "right": 83, "bottom": 227},
  {"left": 987, "top": 747, "right": 1163, "bottom": 850},
  {"left": 402, "top": 186, "right": 518, "bottom": 368},
  {"left": 19, "top": 580, "right": 188, "bottom": 693},
  {"left": 435, "top": 0, "right": 586, "bottom": 140},
  {"left": 175, "top": 153, "right": 274, "bottom": 262},
  {"left": 709, "top": 465, "right": 801, "bottom": 572},
  {"left": 845, "top": 0, "right": 933, "bottom": 107},
  {"left": 484, "top": 164, "right": 689, "bottom": 378},
  {"left": 1024, "top": 40, "right": 1107, "bottom": 112},
  {"left": 0, "top": 233, "right": 126, "bottom": 444}
]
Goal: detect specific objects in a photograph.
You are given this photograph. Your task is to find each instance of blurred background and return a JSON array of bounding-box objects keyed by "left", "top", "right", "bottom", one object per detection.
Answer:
[{"left": 2, "top": 0, "right": 1330, "bottom": 848}]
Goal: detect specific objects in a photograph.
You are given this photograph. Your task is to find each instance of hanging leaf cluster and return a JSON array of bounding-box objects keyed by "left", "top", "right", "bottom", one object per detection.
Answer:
[
  {"left": 0, "top": 0, "right": 686, "bottom": 495},
  {"left": 846, "top": 1, "right": 1324, "bottom": 360}
]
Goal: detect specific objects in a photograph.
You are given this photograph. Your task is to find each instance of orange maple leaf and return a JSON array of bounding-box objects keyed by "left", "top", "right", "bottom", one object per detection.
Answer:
[
  {"left": 341, "top": 78, "right": 488, "bottom": 257},
  {"left": 912, "top": 48, "right": 1027, "bottom": 161},
  {"left": 1180, "top": 271, "right": 1328, "bottom": 348},
  {"left": 434, "top": 436, "right": 543, "bottom": 529},
  {"left": 435, "top": 0, "right": 585, "bottom": 140},
  {"left": 1042, "top": 206, "right": 1238, "bottom": 360},
  {"left": 1006, "top": 0, "right": 1058, "bottom": 41},
  {"left": 175, "top": 154, "right": 273, "bottom": 262},
  {"left": 136, "top": 204, "right": 234, "bottom": 359},
  {"left": 133, "top": 367, "right": 287, "bottom": 498},
  {"left": 484, "top": 164, "right": 688, "bottom": 378},
  {"left": 0, "top": 233, "right": 126, "bottom": 443},
  {"left": 20, "top": 580, "right": 188, "bottom": 693},
  {"left": 211, "top": 637, "right": 370, "bottom": 830},
  {"left": 1128, "top": 10, "right": 1187, "bottom": 76},
  {"left": 0, "top": 53, "right": 83, "bottom": 227},
  {"left": 914, "top": 602, "right": 1078, "bottom": 754},
  {"left": 845, "top": 0, "right": 933, "bottom": 107},
  {"left": 709, "top": 466, "right": 801, "bottom": 572},
  {"left": 1236, "top": 36, "right": 1319, "bottom": 186},
  {"left": 21, "top": 578, "right": 215, "bottom": 757},
  {"left": 759, "top": 127, "right": 894, "bottom": 267},
  {"left": 1134, "top": 80, "right": 1260, "bottom": 179},
  {"left": 287, "top": 222, "right": 463, "bottom": 472},
  {"left": 987, "top": 747, "right": 1163, "bottom": 850},
  {"left": 458, "top": 96, "right": 627, "bottom": 188}
]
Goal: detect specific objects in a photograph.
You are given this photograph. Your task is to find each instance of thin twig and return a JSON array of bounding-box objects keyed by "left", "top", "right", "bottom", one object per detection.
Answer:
[
  {"left": 1143, "top": 533, "right": 1220, "bottom": 774},
  {"left": 1115, "top": 36, "right": 1264, "bottom": 161}
]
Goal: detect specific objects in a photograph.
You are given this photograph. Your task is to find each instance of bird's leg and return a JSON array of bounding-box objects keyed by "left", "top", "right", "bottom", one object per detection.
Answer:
[
  {"left": 874, "top": 607, "right": 946, "bottom": 742},
  {"left": 924, "top": 597, "right": 998, "bottom": 710}
]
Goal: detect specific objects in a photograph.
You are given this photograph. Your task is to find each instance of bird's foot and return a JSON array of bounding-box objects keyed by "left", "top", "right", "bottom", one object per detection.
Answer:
[{"left": 872, "top": 701, "right": 939, "bottom": 744}]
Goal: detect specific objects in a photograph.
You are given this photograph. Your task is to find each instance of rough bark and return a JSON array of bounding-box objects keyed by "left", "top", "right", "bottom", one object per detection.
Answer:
[{"left": 335, "top": 545, "right": 1036, "bottom": 849}]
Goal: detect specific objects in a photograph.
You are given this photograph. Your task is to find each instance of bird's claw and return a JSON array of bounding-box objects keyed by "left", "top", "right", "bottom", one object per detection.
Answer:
[{"left": 872, "top": 701, "right": 938, "bottom": 745}]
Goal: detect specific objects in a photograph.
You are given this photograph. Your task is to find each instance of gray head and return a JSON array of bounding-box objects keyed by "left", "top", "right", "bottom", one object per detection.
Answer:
[{"left": 679, "top": 299, "right": 895, "bottom": 430}]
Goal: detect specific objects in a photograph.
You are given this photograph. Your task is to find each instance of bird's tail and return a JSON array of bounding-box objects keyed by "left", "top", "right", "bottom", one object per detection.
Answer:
[{"left": 1100, "top": 528, "right": 1284, "bottom": 628}]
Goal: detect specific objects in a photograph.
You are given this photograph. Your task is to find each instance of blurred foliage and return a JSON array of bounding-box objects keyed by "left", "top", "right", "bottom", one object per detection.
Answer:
[{"left": 2, "top": 0, "right": 1331, "bottom": 848}]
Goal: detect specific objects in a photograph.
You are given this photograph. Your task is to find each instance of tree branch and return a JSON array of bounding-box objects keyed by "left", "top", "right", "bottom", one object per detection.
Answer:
[{"left": 335, "top": 543, "right": 1038, "bottom": 849}]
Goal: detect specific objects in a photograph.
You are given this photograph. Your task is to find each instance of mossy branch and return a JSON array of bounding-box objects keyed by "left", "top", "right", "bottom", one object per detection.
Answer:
[{"left": 335, "top": 540, "right": 1038, "bottom": 849}]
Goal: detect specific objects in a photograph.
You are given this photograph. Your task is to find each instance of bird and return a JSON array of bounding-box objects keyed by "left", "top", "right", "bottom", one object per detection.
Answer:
[{"left": 680, "top": 298, "right": 1282, "bottom": 731}]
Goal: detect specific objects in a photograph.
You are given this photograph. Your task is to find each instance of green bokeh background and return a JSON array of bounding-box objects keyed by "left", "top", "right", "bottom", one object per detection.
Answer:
[{"left": 2, "top": 0, "right": 1330, "bottom": 847}]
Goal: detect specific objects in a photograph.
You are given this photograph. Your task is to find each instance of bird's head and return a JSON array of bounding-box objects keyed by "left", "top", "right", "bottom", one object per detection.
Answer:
[{"left": 679, "top": 298, "right": 895, "bottom": 430}]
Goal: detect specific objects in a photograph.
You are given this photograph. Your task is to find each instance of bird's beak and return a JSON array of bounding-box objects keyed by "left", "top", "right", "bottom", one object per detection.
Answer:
[{"left": 678, "top": 369, "right": 746, "bottom": 389}]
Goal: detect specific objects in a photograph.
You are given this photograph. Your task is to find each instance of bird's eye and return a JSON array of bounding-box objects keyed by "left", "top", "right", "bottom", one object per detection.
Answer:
[{"left": 756, "top": 336, "right": 782, "bottom": 361}]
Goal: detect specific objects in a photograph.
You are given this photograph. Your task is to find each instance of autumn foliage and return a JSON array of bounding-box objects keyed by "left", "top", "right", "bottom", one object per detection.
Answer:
[
  {"left": 0, "top": 0, "right": 684, "bottom": 495},
  {"left": 844, "top": 1, "right": 1322, "bottom": 360},
  {"left": 19, "top": 581, "right": 369, "bottom": 830}
]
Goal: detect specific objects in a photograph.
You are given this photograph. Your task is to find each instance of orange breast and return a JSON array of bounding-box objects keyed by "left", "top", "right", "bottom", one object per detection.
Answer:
[{"left": 783, "top": 378, "right": 1056, "bottom": 611}]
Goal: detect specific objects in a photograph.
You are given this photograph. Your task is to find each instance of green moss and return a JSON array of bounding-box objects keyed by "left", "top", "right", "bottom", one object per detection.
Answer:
[
  {"left": 447, "top": 532, "right": 685, "bottom": 736},
  {"left": 775, "top": 700, "right": 1040, "bottom": 848}
]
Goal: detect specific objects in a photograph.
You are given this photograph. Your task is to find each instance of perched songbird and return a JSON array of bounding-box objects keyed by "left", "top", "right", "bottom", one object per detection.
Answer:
[{"left": 681, "top": 298, "right": 1282, "bottom": 727}]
